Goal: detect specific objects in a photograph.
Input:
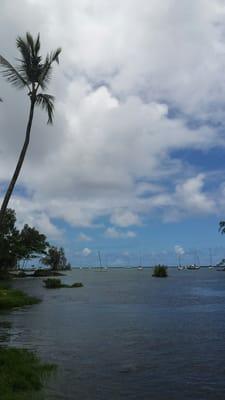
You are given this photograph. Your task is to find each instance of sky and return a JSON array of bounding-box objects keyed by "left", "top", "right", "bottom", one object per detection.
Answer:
[{"left": 1, "top": 0, "right": 225, "bottom": 266}]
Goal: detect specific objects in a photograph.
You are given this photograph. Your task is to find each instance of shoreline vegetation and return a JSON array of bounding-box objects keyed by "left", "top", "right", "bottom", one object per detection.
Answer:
[
  {"left": 0, "top": 285, "right": 55, "bottom": 399},
  {"left": 152, "top": 265, "right": 168, "bottom": 278},
  {"left": 0, "top": 347, "right": 56, "bottom": 400},
  {"left": 0, "top": 286, "right": 40, "bottom": 310},
  {"left": 43, "top": 278, "right": 83, "bottom": 289}
]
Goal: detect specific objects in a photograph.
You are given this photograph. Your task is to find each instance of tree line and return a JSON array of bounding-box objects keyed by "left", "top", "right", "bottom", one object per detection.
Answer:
[{"left": 0, "top": 208, "right": 71, "bottom": 271}]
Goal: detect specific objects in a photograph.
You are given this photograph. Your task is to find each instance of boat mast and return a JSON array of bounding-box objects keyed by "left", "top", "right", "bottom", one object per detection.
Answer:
[
  {"left": 209, "top": 248, "right": 213, "bottom": 267},
  {"left": 98, "top": 250, "right": 102, "bottom": 268}
]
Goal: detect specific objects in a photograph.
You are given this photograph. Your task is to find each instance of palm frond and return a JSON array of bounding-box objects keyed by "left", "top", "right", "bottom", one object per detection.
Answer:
[
  {"left": 0, "top": 55, "right": 28, "bottom": 88},
  {"left": 26, "top": 32, "right": 35, "bottom": 56},
  {"left": 50, "top": 48, "right": 62, "bottom": 64},
  {"left": 219, "top": 221, "right": 225, "bottom": 234},
  {"left": 37, "top": 56, "right": 51, "bottom": 90},
  {"left": 16, "top": 36, "right": 31, "bottom": 67},
  {"left": 36, "top": 93, "right": 55, "bottom": 124},
  {"left": 34, "top": 33, "right": 40, "bottom": 54},
  {"left": 16, "top": 33, "right": 43, "bottom": 84},
  {"left": 38, "top": 48, "right": 61, "bottom": 90}
]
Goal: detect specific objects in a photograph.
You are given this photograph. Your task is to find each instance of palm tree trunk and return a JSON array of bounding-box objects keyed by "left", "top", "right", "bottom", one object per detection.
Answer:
[{"left": 0, "top": 99, "right": 35, "bottom": 230}]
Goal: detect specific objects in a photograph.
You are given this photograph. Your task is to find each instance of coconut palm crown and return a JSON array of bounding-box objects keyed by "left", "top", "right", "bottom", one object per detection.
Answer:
[
  {"left": 0, "top": 33, "right": 61, "bottom": 227},
  {"left": 0, "top": 32, "right": 61, "bottom": 123}
]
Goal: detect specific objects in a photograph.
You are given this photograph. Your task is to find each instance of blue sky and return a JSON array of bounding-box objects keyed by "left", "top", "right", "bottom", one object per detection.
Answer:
[{"left": 1, "top": 0, "right": 225, "bottom": 266}]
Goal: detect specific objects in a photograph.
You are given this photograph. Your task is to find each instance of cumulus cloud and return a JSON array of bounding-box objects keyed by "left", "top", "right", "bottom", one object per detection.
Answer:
[
  {"left": 147, "top": 174, "right": 216, "bottom": 222},
  {"left": 0, "top": 0, "right": 225, "bottom": 236},
  {"left": 82, "top": 247, "right": 92, "bottom": 256},
  {"left": 104, "top": 227, "right": 136, "bottom": 239}
]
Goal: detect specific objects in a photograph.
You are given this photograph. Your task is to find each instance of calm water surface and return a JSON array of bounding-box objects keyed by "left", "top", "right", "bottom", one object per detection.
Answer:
[{"left": 1, "top": 268, "right": 225, "bottom": 400}]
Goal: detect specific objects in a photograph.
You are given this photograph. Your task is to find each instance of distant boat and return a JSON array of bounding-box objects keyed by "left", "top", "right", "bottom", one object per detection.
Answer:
[
  {"left": 186, "top": 264, "right": 200, "bottom": 270},
  {"left": 137, "top": 266, "right": 143, "bottom": 270},
  {"left": 177, "top": 266, "right": 184, "bottom": 271}
]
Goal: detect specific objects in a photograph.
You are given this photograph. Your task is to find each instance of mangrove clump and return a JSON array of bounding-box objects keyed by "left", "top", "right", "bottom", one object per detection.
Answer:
[
  {"left": 43, "top": 278, "right": 83, "bottom": 289},
  {"left": 152, "top": 265, "right": 168, "bottom": 278}
]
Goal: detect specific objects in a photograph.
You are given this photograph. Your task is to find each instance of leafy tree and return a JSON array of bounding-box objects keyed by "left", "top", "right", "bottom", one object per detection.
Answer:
[
  {"left": 0, "top": 209, "right": 48, "bottom": 271},
  {"left": 0, "top": 209, "right": 21, "bottom": 270},
  {"left": 0, "top": 32, "right": 61, "bottom": 228},
  {"left": 19, "top": 224, "right": 48, "bottom": 267},
  {"left": 42, "top": 246, "right": 71, "bottom": 271}
]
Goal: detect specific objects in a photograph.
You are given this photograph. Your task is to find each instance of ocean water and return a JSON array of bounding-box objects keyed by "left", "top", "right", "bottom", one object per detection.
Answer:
[{"left": 1, "top": 268, "right": 225, "bottom": 400}]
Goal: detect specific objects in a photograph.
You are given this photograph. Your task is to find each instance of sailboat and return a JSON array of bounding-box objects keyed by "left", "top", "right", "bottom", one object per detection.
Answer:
[
  {"left": 186, "top": 251, "right": 200, "bottom": 270},
  {"left": 177, "top": 254, "right": 184, "bottom": 270},
  {"left": 95, "top": 251, "right": 108, "bottom": 271}
]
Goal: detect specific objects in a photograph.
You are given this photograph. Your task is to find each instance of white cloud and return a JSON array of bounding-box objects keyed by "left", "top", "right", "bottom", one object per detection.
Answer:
[
  {"left": 147, "top": 174, "right": 216, "bottom": 222},
  {"left": 104, "top": 227, "right": 136, "bottom": 239},
  {"left": 110, "top": 209, "right": 141, "bottom": 227},
  {"left": 7, "top": 196, "right": 63, "bottom": 239},
  {"left": 82, "top": 247, "right": 92, "bottom": 256}
]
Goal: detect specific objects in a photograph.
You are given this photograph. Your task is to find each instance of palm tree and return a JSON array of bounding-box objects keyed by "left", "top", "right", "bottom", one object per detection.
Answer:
[{"left": 0, "top": 33, "right": 61, "bottom": 228}]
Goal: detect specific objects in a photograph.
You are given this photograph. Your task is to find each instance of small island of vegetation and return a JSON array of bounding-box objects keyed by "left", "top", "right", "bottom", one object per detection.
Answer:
[
  {"left": 152, "top": 265, "right": 168, "bottom": 278},
  {"left": 43, "top": 278, "right": 83, "bottom": 289}
]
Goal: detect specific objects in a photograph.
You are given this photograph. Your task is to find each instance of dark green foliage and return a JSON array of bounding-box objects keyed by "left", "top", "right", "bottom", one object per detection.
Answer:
[
  {"left": 0, "top": 347, "right": 56, "bottom": 400},
  {"left": 0, "top": 287, "right": 40, "bottom": 309},
  {"left": 19, "top": 224, "right": 48, "bottom": 262},
  {"left": 152, "top": 265, "right": 168, "bottom": 278},
  {"left": 0, "top": 209, "right": 21, "bottom": 270},
  {"left": 0, "top": 209, "right": 48, "bottom": 273},
  {"left": 0, "top": 208, "right": 71, "bottom": 282},
  {"left": 43, "top": 278, "right": 83, "bottom": 289},
  {"left": 42, "top": 246, "right": 71, "bottom": 271},
  {"left": 0, "top": 32, "right": 61, "bottom": 123},
  {"left": 71, "top": 282, "right": 83, "bottom": 288}
]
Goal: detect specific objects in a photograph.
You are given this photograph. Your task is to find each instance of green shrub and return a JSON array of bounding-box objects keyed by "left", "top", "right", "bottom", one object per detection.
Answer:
[
  {"left": 43, "top": 278, "right": 84, "bottom": 289},
  {"left": 71, "top": 282, "right": 83, "bottom": 288},
  {"left": 0, "top": 288, "right": 40, "bottom": 310},
  {"left": 0, "top": 347, "right": 56, "bottom": 400},
  {"left": 152, "top": 265, "right": 168, "bottom": 277}
]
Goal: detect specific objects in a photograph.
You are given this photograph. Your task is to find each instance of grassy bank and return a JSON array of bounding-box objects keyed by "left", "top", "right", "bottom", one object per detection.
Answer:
[
  {"left": 0, "top": 287, "right": 40, "bottom": 310},
  {"left": 0, "top": 347, "right": 56, "bottom": 400}
]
